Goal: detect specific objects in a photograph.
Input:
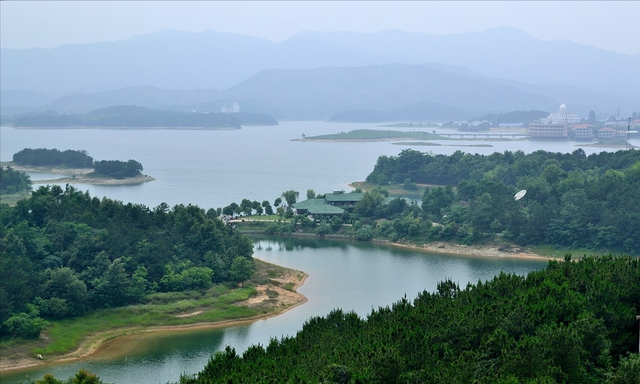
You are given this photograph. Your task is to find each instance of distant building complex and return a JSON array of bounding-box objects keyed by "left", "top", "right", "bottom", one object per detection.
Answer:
[{"left": 221, "top": 101, "right": 240, "bottom": 114}]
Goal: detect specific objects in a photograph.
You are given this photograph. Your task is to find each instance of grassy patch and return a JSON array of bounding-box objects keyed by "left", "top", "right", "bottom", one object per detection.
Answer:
[
  {"left": 304, "top": 129, "right": 447, "bottom": 141},
  {"left": 529, "top": 245, "right": 619, "bottom": 259},
  {"left": 0, "top": 192, "right": 30, "bottom": 206},
  {"left": 28, "top": 285, "right": 259, "bottom": 357}
]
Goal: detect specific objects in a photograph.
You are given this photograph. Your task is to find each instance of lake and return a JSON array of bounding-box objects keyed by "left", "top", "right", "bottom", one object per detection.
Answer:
[
  {"left": 0, "top": 122, "right": 628, "bottom": 383},
  {"left": 1, "top": 236, "right": 548, "bottom": 384},
  {"left": 1, "top": 122, "right": 630, "bottom": 211}
]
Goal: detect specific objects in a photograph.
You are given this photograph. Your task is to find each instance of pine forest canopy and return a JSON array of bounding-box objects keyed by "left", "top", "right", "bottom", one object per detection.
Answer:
[
  {"left": 12, "top": 148, "right": 94, "bottom": 168},
  {"left": 363, "top": 148, "right": 640, "bottom": 253},
  {"left": 178, "top": 255, "right": 640, "bottom": 383},
  {"left": 0, "top": 185, "right": 253, "bottom": 339}
]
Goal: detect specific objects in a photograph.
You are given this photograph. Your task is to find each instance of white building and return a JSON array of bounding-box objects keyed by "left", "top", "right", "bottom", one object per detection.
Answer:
[
  {"left": 221, "top": 101, "right": 240, "bottom": 114},
  {"left": 541, "top": 104, "right": 580, "bottom": 124}
]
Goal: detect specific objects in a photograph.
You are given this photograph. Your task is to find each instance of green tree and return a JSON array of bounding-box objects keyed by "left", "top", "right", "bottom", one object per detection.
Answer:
[
  {"left": 230, "top": 257, "right": 254, "bottom": 288},
  {"left": 307, "top": 189, "right": 316, "bottom": 199},
  {"left": 281, "top": 190, "right": 300, "bottom": 207}
]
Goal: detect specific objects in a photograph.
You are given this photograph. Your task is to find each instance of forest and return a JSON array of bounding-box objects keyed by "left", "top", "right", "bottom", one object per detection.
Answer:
[
  {"left": 0, "top": 185, "right": 253, "bottom": 340},
  {"left": 10, "top": 105, "right": 278, "bottom": 128},
  {"left": 176, "top": 255, "right": 640, "bottom": 383},
  {"left": 0, "top": 167, "right": 32, "bottom": 195},
  {"left": 229, "top": 149, "right": 640, "bottom": 255},
  {"left": 13, "top": 148, "right": 94, "bottom": 168},
  {"left": 360, "top": 148, "right": 640, "bottom": 253}
]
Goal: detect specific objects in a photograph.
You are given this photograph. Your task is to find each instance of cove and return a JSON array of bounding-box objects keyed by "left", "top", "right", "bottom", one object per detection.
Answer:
[{"left": 1, "top": 236, "right": 547, "bottom": 384}]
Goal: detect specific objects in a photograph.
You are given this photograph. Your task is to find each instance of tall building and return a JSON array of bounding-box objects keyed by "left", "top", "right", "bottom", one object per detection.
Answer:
[
  {"left": 528, "top": 122, "right": 568, "bottom": 139},
  {"left": 541, "top": 104, "right": 580, "bottom": 124}
]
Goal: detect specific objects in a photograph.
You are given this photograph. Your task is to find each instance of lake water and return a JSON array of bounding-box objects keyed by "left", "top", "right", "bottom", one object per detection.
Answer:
[
  {"left": 0, "top": 122, "right": 628, "bottom": 383},
  {"left": 1, "top": 236, "right": 548, "bottom": 384},
  {"left": 1, "top": 122, "right": 631, "bottom": 211}
]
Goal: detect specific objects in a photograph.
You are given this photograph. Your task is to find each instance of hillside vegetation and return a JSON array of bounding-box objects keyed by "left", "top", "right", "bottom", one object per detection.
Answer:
[
  {"left": 0, "top": 185, "right": 253, "bottom": 340},
  {"left": 178, "top": 255, "right": 640, "bottom": 383}
]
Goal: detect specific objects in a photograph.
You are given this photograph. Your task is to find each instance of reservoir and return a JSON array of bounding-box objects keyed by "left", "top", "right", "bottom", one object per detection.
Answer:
[
  {"left": 0, "top": 122, "right": 625, "bottom": 383},
  {"left": 1, "top": 236, "right": 547, "bottom": 384}
]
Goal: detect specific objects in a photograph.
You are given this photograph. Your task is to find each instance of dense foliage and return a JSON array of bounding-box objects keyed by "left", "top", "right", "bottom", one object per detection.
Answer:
[
  {"left": 13, "top": 106, "right": 242, "bottom": 128},
  {"left": 0, "top": 166, "right": 32, "bottom": 194},
  {"left": 92, "top": 159, "right": 143, "bottom": 179},
  {"left": 0, "top": 185, "right": 252, "bottom": 339},
  {"left": 178, "top": 255, "right": 640, "bottom": 383},
  {"left": 359, "top": 149, "right": 640, "bottom": 253},
  {"left": 13, "top": 148, "right": 94, "bottom": 168}
]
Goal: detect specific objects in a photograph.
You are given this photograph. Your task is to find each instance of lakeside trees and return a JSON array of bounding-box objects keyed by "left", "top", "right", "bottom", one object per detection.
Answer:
[
  {"left": 0, "top": 185, "right": 253, "bottom": 339},
  {"left": 9, "top": 148, "right": 146, "bottom": 180},
  {"left": 0, "top": 167, "right": 32, "bottom": 194},
  {"left": 92, "top": 159, "right": 143, "bottom": 179},
  {"left": 178, "top": 255, "right": 640, "bottom": 383},
  {"left": 13, "top": 148, "right": 94, "bottom": 168}
]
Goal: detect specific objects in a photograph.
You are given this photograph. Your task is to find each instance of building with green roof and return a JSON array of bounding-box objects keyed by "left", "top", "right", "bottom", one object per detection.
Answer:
[{"left": 292, "top": 190, "right": 364, "bottom": 219}]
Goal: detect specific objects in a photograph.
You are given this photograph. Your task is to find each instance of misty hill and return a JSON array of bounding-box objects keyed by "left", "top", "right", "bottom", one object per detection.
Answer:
[
  {"left": 215, "top": 64, "right": 558, "bottom": 120},
  {"left": 2, "top": 27, "right": 638, "bottom": 104},
  {"left": 293, "top": 27, "right": 640, "bottom": 98},
  {"left": 38, "top": 86, "right": 221, "bottom": 115},
  {"left": 0, "top": 29, "right": 393, "bottom": 94},
  {"left": 10, "top": 105, "right": 271, "bottom": 128}
]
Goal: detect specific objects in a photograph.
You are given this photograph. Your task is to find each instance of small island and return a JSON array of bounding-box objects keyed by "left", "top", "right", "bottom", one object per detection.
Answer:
[
  {"left": 2, "top": 148, "right": 155, "bottom": 186},
  {"left": 9, "top": 105, "right": 278, "bottom": 129},
  {"left": 295, "top": 129, "right": 447, "bottom": 142}
]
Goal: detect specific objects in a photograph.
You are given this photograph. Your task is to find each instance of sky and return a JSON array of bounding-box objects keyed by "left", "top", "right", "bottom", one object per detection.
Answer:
[{"left": 2, "top": 1, "right": 639, "bottom": 55}]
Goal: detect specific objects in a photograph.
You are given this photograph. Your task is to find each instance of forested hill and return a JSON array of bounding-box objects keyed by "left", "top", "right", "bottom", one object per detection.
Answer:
[
  {"left": 0, "top": 185, "right": 252, "bottom": 339},
  {"left": 178, "top": 255, "right": 640, "bottom": 383},
  {"left": 363, "top": 149, "right": 640, "bottom": 253},
  {"left": 10, "top": 105, "right": 277, "bottom": 128}
]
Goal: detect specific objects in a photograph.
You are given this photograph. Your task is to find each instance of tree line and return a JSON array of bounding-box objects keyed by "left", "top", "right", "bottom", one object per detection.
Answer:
[
  {"left": 176, "top": 255, "right": 640, "bottom": 383},
  {"left": 13, "top": 148, "right": 94, "bottom": 168},
  {"left": 0, "top": 185, "right": 253, "bottom": 340},
  {"left": 341, "top": 148, "right": 640, "bottom": 253},
  {"left": 0, "top": 166, "right": 32, "bottom": 194},
  {"left": 12, "top": 148, "right": 145, "bottom": 179}
]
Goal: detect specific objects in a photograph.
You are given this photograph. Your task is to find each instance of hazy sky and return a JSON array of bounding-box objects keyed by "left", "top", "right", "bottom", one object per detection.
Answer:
[{"left": 2, "top": 1, "right": 639, "bottom": 55}]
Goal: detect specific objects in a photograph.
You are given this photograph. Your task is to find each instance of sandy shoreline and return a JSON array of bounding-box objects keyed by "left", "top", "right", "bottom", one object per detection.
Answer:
[
  {"left": 1, "top": 163, "right": 155, "bottom": 185},
  {"left": 0, "top": 267, "right": 308, "bottom": 373}
]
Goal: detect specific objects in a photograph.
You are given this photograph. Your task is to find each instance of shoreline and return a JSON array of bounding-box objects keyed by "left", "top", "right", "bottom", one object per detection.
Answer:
[
  {"left": 243, "top": 230, "right": 554, "bottom": 261},
  {"left": 1, "top": 163, "right": 155, "bottom": 185},
  {"left": 0, "top": 264, "right": 308, "bottom": 373}
]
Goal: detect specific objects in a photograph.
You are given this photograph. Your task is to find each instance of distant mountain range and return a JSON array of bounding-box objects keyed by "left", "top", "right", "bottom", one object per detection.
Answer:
[{"left": 2, "top": 27, "right": 638, "bottom": 121}]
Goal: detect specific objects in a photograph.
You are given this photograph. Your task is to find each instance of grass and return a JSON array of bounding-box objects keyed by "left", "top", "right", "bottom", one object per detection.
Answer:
[
  {"left": 30, "top": 286, "right": 259, "bottom": 357},
  {"left": 17, "top": 260, "right": 304, "bottom": 358},
  {"left": 304, "top": 129, "right": 447, "bottom": 141},
  {"left": 350, "top": 181, "right": 430, "bottom": 200},
  {"left": 0, "top": 192, "right": 30, "bottom": 206},
  {"left": 529, "top": 244, "right": 623, "bottom": 259}
]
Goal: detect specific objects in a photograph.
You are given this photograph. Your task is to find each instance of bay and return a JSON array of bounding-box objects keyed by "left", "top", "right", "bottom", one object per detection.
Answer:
[
  {"left": 0, "top": 121, "right": 629, "bottom": 383},
  {"left": 1, "top": 236, "right": 547, "bottom": 384},
  {"left": 1, "top": 122, "right": 631, "bottom": 210}
]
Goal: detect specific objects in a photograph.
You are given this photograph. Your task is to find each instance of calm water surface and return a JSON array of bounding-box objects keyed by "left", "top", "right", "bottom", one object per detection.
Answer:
[
  {"left": 2, "top": 236, "right": 548, "bottom": 384},
  {"left": 0, "top": 122, "right": 625, "bottom": 383}
]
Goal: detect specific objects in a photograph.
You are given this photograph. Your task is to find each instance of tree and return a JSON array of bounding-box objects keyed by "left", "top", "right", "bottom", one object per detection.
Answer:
[
  {"left": 307, "top": 189, "right": 316, "bottom": 199},
  {"left": 281, "top": 190, "right": 300, "bottom": 207},
  {"left": 588, "top": 110, "right": 597, "bottom": 124},
  {"left": 230, "top": 257, "right": 254, "bottom": 288}
]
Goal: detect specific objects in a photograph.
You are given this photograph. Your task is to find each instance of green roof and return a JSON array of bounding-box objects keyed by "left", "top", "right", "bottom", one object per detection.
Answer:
[
  {"left": 324, "top": 192, "right": 364, "bottom": 203},
  {"left": 293, "top": 199, "right": 345, "bottom": 215}
]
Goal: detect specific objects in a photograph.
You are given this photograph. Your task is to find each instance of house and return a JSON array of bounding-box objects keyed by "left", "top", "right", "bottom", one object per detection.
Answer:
[
  {"left": 292, "top": 190, "right": 364, "bottom": 219},
  {"left": 571, "top": 124, "right": 593, "bottom": 141},
  {"left": 528, "top": 122, "right": 568, "bottom": 139}
]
